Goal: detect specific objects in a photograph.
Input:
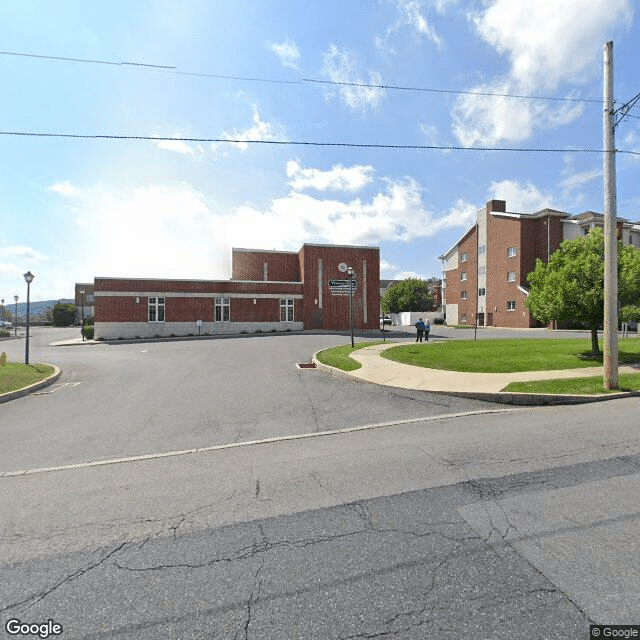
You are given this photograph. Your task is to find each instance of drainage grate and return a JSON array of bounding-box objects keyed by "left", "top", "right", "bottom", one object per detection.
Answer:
[{"left": 296, "top": 362, "right": 317, "bottom": 369}]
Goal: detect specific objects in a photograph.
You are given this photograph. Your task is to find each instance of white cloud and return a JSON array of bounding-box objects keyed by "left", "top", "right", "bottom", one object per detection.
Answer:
[
  {"left": 488, "top": 179, "right": 554, "bottom": 212},
  {"left": 559, "top": 168, "right": 601, "bottom": 191},
  {"left": 47, "top": 181, "right": 84, "bottom": 198},
  {"left": 153, "top": 137, "right": 196, "bottom": 156},
  {"left": 473, "top": 0, "right": 632, "bottom": 92},
  {"left": 380, "top": 259, "right": 427, "bottom": 279},
  {"left": 321, "top": 45, "right": 385, "bottom": 112},
  {"left": 216, "top": 106, "right": 283, "bottom": 152},
  {"left": 286, "top": 160, "right": 374, "bottom": 192},
  {"left": 0, "top": 245, "right": 49, "bottom": 261},
  {"left": 386, "top": 0, "right": 443, "bottom": 48},
  {"left": 453, "top": 0, "right": 632, "bottom": 146},
  {"left": 269, "top": 39, "right": 301, "bottom": 69}
]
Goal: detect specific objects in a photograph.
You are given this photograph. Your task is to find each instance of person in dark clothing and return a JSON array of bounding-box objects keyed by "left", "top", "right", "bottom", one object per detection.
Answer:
[
  {"left": 424, "top": 320, "right": 431, "bottom": 341},
  {"left": 415, "top": 318, "right": 425, "bottom": 342}
]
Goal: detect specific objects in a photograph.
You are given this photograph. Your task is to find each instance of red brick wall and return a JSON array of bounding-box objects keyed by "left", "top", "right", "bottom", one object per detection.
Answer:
[
  {"left": 301, "top": 245, "right": 380, "bottom": 330},
  {"left": 487, "top": 213, "right": 532, "bottom": 327},
  {"left": 232, "top": 250, "right": 300, "bottom": 282}
]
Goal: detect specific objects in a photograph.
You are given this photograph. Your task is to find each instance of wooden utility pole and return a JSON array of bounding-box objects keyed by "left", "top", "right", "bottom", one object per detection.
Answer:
[{"left": 603, "top": 41, "right": 618, "bottom": 389}]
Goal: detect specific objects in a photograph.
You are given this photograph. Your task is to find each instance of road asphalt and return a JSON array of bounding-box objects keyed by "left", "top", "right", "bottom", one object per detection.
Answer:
[{"left": 3, "top": 330, "right": 639, "bottom": 405}]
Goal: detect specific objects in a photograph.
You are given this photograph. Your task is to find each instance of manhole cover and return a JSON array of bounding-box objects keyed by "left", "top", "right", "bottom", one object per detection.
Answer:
[{"left": 296, "top": 363, "right": 317, "bottom": 369}]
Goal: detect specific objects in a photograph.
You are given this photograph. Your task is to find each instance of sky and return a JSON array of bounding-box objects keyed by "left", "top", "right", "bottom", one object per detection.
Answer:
[{"left": 1, "top": 0, "right": 639, "bottom": 302}]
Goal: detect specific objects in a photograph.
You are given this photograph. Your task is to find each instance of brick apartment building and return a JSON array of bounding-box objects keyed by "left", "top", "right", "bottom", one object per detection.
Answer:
[
  {"left": 439, "top": 199, "right": 640, "bottom": 328},
  {"left": 94, "top": 243, "right": 380, "bottom": 340}
]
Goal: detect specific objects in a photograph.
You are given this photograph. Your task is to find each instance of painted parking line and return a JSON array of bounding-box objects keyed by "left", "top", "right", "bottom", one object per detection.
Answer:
[
  {"left": 32, "top": 381, "right": 82, "bottom": 395},
  {"left": 0, "top": 408, "right": 524, "bottom": 478}
]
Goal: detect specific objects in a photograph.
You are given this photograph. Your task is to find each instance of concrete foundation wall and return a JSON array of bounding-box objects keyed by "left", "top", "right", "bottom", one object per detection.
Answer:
[{"left": 95, "top": 321, "right": 303, "bottom": 340}]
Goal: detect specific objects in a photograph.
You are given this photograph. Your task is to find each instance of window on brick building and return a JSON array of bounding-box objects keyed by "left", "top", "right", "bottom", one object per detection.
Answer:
[
  {"left": 148, "top": 297, "right": 165, "bottom": 322},
  {"left": 460, "top": 253, "right": 469, "bottom": 262},
  {"left": 478, "top": 266, "right": 486, "bottom": 275},
  {"left": 507, "top": 300, "right": 516, "bottom": 311},
  {"left": 478, "top": 288, "right": 486, "bottom": 296},
  {"left": 215, "top": 297, "right": 230, "bottom": 322},
  {"left": 507, "top": 246, "right": 518, "bottom": 257},
  {"left": 460, "top": 314, "right": 467, "bottom": 322},
  {"left": 280, "top": 298, "right": 294, "bottom": 322},
  {"left": 460, "top": 272, "right": 468, "bottom": 281},
  {"left": 507, "top": 271, "right": 516, "bottom": 282},
  {"left": 478, "top": 245, "right": 486, "bottom": 255},
  {"left": 461, "top": 291, "right": 467, "bottom": 299}
]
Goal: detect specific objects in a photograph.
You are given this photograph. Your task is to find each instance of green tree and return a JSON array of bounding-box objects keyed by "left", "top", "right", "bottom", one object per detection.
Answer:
[
  {"left": 381, "top": 278, "right": 434, "bottom": 314},
  {"left": 48, "top": 302, "right": 76, "bottom": 326},
  {"left": 525, "top": 228, "right": 640, "bottom": 354}
]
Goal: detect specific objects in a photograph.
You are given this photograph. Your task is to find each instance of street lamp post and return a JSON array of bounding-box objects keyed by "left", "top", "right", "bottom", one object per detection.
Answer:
[
  {"left": 23, "top": 271, "right": 34, "bottom": 365},
  {"left": 80, "top": 288, "right": 85, "bottom": 341},
  {"left": 14, "top": 295, "right": 18, "bottom": 336},
  {"left": 347, "top": 266, "right": 355, "bottom": 348}
]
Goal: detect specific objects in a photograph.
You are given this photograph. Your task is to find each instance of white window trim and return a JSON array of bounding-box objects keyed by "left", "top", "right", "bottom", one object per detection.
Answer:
[
  {"left": 461, "top": 272, "right": 468, "bottom": 281},
  {"left": 460, "top": 253, "right": 468, "bottom": 262},
  {"left": 280, "top": 298, "right": 294, "bottom": 322},
  {"left": 148, "top": 297, "right": 165, "bottom": 323},
  {"left": 507, "top": 300, "right": 516, "bottom": 311},
  {"left": 461, "top": 291, "right": 467, "bottom": 300},
  {"left": 215, "top": 297, "right": 230, "bottom": 322},
  {"left": 507, "top": 246, "right": 518, "bottom": 257},
  {"left": 507, "top": 271, "right": 516, "bottom": 282}
]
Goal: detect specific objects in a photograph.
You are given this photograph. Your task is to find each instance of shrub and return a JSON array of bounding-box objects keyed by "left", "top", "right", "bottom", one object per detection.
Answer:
[
  {"left": 82, "top": 324, "right": 94, "bottom": 339},
  {"left": 0, "top": 330, "right": 9, "bottom": 338},
  {"left": 433, "top": 317, "right": 445, "bottom": 325},
  {"left": 0, "top": 352, "right": 7, "bottom": 366}
]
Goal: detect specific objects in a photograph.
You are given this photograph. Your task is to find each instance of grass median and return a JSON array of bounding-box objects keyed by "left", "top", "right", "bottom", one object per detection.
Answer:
[
  {"left": 502, "top": 373, "right": 640, "bottom": 395},
  {"left": 0, "top": 362, "right": 55, "bottom": 394},
  {"left": 315, "top": 340, "right": 390, "bottom": 371},
  {"left": 380, "top": 338, "right": 640, "bottom": 373}
]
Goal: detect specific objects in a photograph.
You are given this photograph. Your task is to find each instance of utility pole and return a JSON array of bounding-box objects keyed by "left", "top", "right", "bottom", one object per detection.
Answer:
[{"left": 603, "top": 41, "right": 618, "bottom": 390}]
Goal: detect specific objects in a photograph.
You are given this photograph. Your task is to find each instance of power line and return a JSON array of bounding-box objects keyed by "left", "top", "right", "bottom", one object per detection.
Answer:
[
  {"left": 0, "top": 49, "right": 602, "bottom": 104},
  {"left": 301, "top": 78, "right": 603, "bottom": 104},
  {"left": 2, "top": 129, "right": 638, "bottom": 155},
  {"left": 0, "top": 50, "right": 175, "bottom": 69}
]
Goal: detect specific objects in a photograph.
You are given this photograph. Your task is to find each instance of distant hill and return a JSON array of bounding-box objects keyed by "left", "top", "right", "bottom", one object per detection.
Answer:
[{"left": 2, "top": 299, "right": 74, "bottom": 320}]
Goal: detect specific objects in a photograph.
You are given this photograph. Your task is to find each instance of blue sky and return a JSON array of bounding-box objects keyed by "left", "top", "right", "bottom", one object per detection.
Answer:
[{"left": 1, "top": 0, "right": 638, "bottom": 302}]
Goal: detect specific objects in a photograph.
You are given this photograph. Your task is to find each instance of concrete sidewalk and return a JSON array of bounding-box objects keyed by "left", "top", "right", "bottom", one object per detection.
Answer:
[{"left": 315, "top": 341, "right": 640, "bottom": 405}]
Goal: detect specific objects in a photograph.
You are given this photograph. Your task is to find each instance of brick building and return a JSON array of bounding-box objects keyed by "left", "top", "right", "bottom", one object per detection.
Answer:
[
  {"left": 94, "top": 243, "right": 380, "bottom": 339},
  {"left": 439, "top": 199, "right": 640, "bottom": 328}
]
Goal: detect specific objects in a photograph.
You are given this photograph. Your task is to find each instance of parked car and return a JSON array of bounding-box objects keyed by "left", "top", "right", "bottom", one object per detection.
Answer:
[
  {"left": 380, "top": 315, "right": 392, "bottom": 325},
  {"left": 0, "top": 320, "right": 12, "bottom": 329}
]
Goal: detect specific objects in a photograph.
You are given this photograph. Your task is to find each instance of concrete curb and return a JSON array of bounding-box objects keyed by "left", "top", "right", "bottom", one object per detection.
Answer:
[
  {"left": 0, "top": 364, "right": 62, "bottom": 404},
  {"left": 312, "top": 349, "right": 640, "bottom": 406}
]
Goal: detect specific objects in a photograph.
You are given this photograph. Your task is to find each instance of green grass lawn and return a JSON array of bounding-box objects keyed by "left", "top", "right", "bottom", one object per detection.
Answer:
[
  {"left": 315, "top": 340, "right": 390, "bottom": 371},
  {"left": 0, "top": 362, "right": 55, "bottom": 394},
  {"left": 503, "top": 372, "right": 640, "bottom": 395},
  {"left": 380, "top": 338, "right": 640, "bottom": 373}
]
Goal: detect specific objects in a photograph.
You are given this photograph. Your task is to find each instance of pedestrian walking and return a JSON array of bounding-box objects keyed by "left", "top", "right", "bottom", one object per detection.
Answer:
[
  {"left": 415, "top": 318, "right": 425, "bottom": 342},
  {"left": 424, "top": 320, "right": 431, "bottom": 342}
]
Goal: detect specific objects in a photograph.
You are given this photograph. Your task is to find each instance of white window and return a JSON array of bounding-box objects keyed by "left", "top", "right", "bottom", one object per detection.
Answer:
[
  {"left": 507, "top": 246, "right": 518, "bottom": 257},
  {"left": 215, "top": 297, "right": 230, "bottom": 322},
  {"left": 478, "top": 288, "right": 486, "bottom": 296},
  {"left": 478, "top": 266, "right": 486, "bottom": 275},
  {"left": 507, "top": 271, "right": 516, "bottom": 282},
  {"left": 461, "top": 272, "right": 468, "bottom": 281},
  {"left": 460, "top": 253, "right": 468, "bottom": 262},
  {"left": 478, "top": 245, "right": 486, "bottom": 255},
  {"left": 507, "top": 300, "right": 516, "bottom": 311},
  {"left": 460, "top": 314, "right": 467, "bottom": 322},
  {"left": 461, "top": 291, "right": 467, "bottom": 300},
  {"left": 148, "top": 297, "right": 165, "bottom": 322},
  {"left": 280, "top": 298, "right": 294, "bottom": 322}
]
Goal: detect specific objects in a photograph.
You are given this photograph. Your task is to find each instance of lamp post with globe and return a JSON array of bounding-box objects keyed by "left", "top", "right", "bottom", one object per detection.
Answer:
[{"left": 23, "top": 271, "right": 34, "bottom": 365}]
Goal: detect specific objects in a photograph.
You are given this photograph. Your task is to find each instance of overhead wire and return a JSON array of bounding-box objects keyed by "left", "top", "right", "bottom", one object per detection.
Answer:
[
  {"left": 0, "top": 49, "right": 603, "bottom": 104},
  {"left": 1, "top": 130, "right": 638, "bottom": 155}
]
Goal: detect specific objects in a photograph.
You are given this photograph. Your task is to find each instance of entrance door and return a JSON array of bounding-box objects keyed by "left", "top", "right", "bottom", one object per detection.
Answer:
[
  {"left": 477, "top": 312, "right": 485, "bottom": 327},
  {"left": 486, "top": 312, "right": 493, "bottom": 327}
]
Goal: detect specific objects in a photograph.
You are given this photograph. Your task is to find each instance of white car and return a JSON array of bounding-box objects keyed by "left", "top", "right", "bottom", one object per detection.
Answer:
[{"left": 0, "top": 320, "right": 12, "bottom": 329}]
